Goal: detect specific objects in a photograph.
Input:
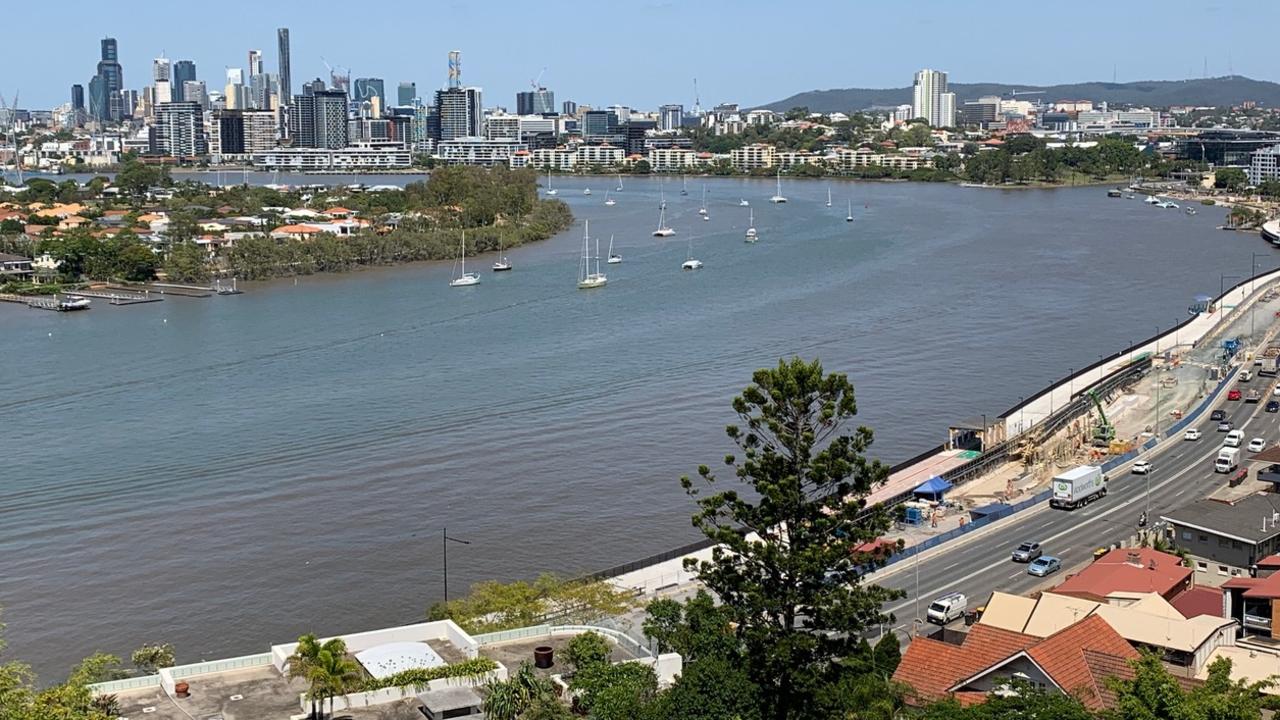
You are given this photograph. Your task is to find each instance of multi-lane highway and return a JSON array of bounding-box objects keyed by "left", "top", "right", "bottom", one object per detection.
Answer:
[{"left": 871, "top": 376, "right": 1280, "bottom": 635}]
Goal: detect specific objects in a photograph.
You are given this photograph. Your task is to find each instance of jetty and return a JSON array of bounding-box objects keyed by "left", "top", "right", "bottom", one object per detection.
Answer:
[
  {"left": 0, "top": 293, "right": 91, "bottom": 311},
  {"left": 64, "top": 289, "right": 163, "bottom": 306}
]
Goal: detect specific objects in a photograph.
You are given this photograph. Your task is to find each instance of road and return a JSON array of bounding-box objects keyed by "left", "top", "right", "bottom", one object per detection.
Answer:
[{"left": 871, "top": 375, "right": 1280, "bottom": 638}]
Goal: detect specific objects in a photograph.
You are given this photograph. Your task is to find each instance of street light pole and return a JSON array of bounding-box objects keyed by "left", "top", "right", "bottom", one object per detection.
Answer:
[
  {"left": 1069, "top": 368, "right": 1074, "bottom": 397},
  {"left": 442, "top": 527, "right": 471, "bottom": 604}
]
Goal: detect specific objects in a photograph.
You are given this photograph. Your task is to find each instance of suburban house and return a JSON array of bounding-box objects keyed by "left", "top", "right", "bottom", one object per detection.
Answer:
[
  {"left": 1053, "top": 548, "right": 1193, "bottom": 602},
  {"left": 1161, "top": 494, "right": 1280, "bottom": 582},
  {"left": 978, "top": 590, "right": 1236, "bottom": 675},
  {"left": 893, "top": 615, "right": 1142, "bottom": 710},
  {"left": 0, "top": 252, "right": 33, "bottom": 280}
]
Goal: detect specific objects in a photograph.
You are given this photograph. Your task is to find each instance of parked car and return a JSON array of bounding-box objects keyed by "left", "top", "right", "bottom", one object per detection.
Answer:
[
  {"left": 1132, "top": 460, "right": 1152, "bottom": 474},
  {"left": 1011, "top": 541, "right": 1043, "bottom": 562},
  {"left": 1028, "top": 556, "right": 1062, "bottom": 577},
  {"left": 1212, "top": 409, "right": 1227, "bottom": 421},
  {"left": 1229, "top": 389, "right": 1243, "bottom": 401},
  {"left": 1218, "top": 420, "right": 1234, "bottom": 432},
  {"left": 1184, "top": 428, "right": 1203, "bottom": 441},
  {"left": 1267, "top": 400, "right": 1280, "bottom": 413},
  {"left": 1249, "top": 438, "right": 1268, "bottom": 453}
]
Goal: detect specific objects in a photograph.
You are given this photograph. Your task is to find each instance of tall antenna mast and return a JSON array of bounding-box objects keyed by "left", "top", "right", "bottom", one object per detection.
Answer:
[{"left": 692, "top": 77, "right": 701, "bottom": 117}]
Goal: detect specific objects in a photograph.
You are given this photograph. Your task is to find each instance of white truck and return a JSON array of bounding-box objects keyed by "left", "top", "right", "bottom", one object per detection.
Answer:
[
  {"left": 1050, "top": 465, "right": 1107, "bottom": 509},
  {"left": 1216, "top": 447, "right": 1241, "bottom": 473},
  {"left": 1259, "top": 345, "right": 1280, "bottom": 377}
]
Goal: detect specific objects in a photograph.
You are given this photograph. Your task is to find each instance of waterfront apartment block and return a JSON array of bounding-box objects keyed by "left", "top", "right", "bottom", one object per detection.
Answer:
[
  {"left": 647, "top": 147, "right": 697, "bottom": 171},
  {"left": 251, "top": 146, "right": 411, "bottom": 170},
  {"left": 529, "top": 147, "right": 576, "bottom": 170},
  {"left": 1249, "top": 144, "right": 1280, "bottom": 186},
  {"left": 578, "top": 144, "right": 624, "bottom": 167},
  {"left": 436, "top": 138, "right": 527, "bottom": 166},
  {"left": 730, "top": 143, "right": 776, "bottom": 170}
]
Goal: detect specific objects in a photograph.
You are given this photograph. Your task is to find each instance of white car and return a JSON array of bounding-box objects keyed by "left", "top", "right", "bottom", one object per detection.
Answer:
[
  {"left": 1274, "top": 385, "right": 1280, "bottom": 397},
  {"left": 1132, "top": 460, "right": 1152, "bottom": 474},
  {"left": 1184, "top": 428, "right": 1202, "bottom": 441},
  {"left": 1249, "top": 438, "right": 1267, "bottom": 453}
]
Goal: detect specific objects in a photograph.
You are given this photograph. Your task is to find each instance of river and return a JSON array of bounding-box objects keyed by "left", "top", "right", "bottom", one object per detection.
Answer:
[{"left": 0, "top": 176, "right": 1270, "bottom": 676}]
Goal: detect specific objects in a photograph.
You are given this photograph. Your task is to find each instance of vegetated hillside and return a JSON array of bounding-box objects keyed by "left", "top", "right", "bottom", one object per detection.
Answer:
[{"left": 758, "top": 76, "right": 1280, "bottom": 113}]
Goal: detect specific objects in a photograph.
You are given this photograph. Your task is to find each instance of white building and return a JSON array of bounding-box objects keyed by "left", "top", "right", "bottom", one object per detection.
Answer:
[
  {"left": 435, "top": 137, "right": 527, "bottom": 166},
  {"left": 729, "top": 143, "right": 776, "bottom": 170},
  {"left": 648, "top": 147, "right": 697, "bottom": 171},
  {"left": 252, "top": 147, "right": 412, "bottom": 170},
  {"left": 577, "top": 144, "right": 624, "bottom": 167},
  {"left": 529, "top": 147, "right": 577, "bottom": 170},
  {"left": 1249, "top": 144, "right": 1280, "bottom": 186},
  {"left": 911, "top": 69, "right": 955, "bottom": 127},
  {"left": 745, "top": 109, "right": 778, "bottom": 126},
  {"left": 1077, "top": 109, "right": 1160, "bottom": 130}
]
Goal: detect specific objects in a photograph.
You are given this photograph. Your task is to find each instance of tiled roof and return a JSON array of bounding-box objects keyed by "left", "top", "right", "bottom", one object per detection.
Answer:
[
  {"left": 1054, "top": 548, "right": 1190, "bottom": 599},
  {"left": 1025, "top": 615, "right": 1137, "bottom": 709},
  {"left": 1170, "top": 587, "right": 1224, "bottom": 618},
  {"left": 893, "top": 625, "right": 1037, "bottom": 704}
]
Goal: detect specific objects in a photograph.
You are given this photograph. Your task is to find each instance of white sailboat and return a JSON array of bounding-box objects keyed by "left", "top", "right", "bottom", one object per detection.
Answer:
[
  {"left": 583, "top": 187, "right": 592, "bottom": 196},
  {"left": 739, "top": 198, "right": 749, "bottom": 207},
  {"left": 681, "top": 238, "right": 703, "bottom": 270},
  {"left": 680, "top": 174, "right": 689, "bottom": 196},
  {"left": 769, "top": 168, "right": 787, "bottom": 203},
  {"left": 604, "top": 190, "right": 616, "bottom": 206},
  {"left": 607, "top": 234, "right": 622, "bottom": 264},
  {"left": 545, "top": 169, "right": 557, "bottom": 196},
  {"left": 826, "top": 186, "right": 832, "bottom": 207},
  {"left": 653, "top": 204, "right": 675, "bottom": 237},
  {"left": 845, "top": 198, "right": 854, "bottom": 223},
  {"left": 492, "top": 236, "right": 512, "bottom": 272},
  {"left": 698, "top": 184, "right": 708, "bottom": 216},
  {"left": 449, "top": 232, "right": 480, "bottom": 287},
  {"left": 578, "top": 220, "right": 607, "bottom": 289},
  {"left": 745, "top": 207, "right": 758, "bottom": 242},
  {"left": 616, "top": 174, "right": 623, "bottom": 191}
]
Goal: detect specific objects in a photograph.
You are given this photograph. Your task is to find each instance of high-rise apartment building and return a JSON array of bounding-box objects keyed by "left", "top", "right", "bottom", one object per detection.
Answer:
[
  {"left": 562, "top": 100, "right": 577, "bottom": 116},
  {"left": 173, "top": 61, "right": 196, "bottom": 102},
  {"left": 277, "top": 29, "right": 292, "bottom": 100},
  {"left": 659, "top": 104, "right": 683, "bottom": 131},
  {"left": 354, "top": 78, "right": 385, "bottom": 116},
  {"left": 911, "top": 68, "right": 956, "bottom": 127},
  {"left": 434, "top": 87, "right": 482, "bottom": 141},
  {"left": 291, "top": 82, "right": 348, "bottom": 149},
  {"left": 90, "top": 37, "right": 124, "bottom": 123},
  {"left": 397, "top": 82, "right": 416, "bottom": 107},
  {"left": 248, "top": 50, "right": 266, "bottom": 109},
  {"left": 516, "top": 88, "right": 555, "bottom": 116},
  {"left": 151, "top": 102, "right": 207, "bottom": 157},
  {"left": 182, "top": 81, "right": 208, "bottom": 108},
  {"left": 209, "top": 109, "right": 277, "bottom": 159},
  {"left": 153, "top": 58, "right": 173, "bottom": 105}
]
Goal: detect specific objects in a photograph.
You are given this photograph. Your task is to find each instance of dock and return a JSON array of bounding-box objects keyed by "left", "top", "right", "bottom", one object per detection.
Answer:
[
  {"left": 108, "top": 283, "right": 212, "bottom": 298},
  {"left": 64, "top": 289, "right": 163, "bottom": 305},
  {"left": 0, "top": 293, "right": 90, "bottom": 311}
]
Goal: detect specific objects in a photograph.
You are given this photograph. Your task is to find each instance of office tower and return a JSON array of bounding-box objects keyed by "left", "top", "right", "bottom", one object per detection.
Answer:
[
  {"left": 153, "top": 57, "right": 170, "bottom": 83},
  {"left": 90, "top": 37, "right": 124, "bottom": 122},
  {"left": 582, "top": 110, "right": 616, "bottom": 138},
  {"left": 277, "top": 28, "right": 292, "bottom": 101},
  {"left": 562, "top": 100, "right": 577, "bottom": 116},
  {"left": 154, "top": 57, "right": 173, "bottom": 105},
  {"left": 151, "top": 102, "right": 207, "bottom": 157},
  {"left": 292, "top": 83, "right": 348, "bottom": 148},
  {"left": 209, "top": 109, "right": 277, "bottom": 157},
  {"left": 248, "top": 50, "right": 266, "bottom": 109},
  {"left": 354, "top": 78, "right": 385, "bottom": 116},
  {"left": 397, "top": 82, "right": 416, "bottom": 107},
  {"left": 659, "top": 104, "right": 683, "bottom": 131},
  {"left": 173, "top": 61, "right": 196, "bottom": 102},
  {"left": 71, "top": 84, "right": 84, "bottom": 111},
  {"left": 911, "top": 68, "right": 955, "bottom": 127},
  {"left": 516, "top": 87, "right": 555, "bottom": 115},
  {"left": 119, "top": 89, "right": 138, "bottom": 118},
  {"left": 182, "top": 81, "right": 207, "bottom": 108}
]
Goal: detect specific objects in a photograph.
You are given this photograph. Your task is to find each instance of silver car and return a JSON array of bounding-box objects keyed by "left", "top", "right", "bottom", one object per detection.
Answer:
[
  {"left": 1028, "top": 556, "right": 1062, "bottom": 577},
  {"left": 1011, "top": 541, "right": 1043, "bottom": 563}
]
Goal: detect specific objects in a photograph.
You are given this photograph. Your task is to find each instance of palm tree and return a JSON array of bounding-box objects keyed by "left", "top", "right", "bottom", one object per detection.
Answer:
[
  {"left": 307, "top": 644, "right": 363, "bottom": 719},
  {"left": 286, "top": 634, "right": 322, "bottom": 720},
  {"left": 482, "top": 663, "right": 556, "bottom": 720}
]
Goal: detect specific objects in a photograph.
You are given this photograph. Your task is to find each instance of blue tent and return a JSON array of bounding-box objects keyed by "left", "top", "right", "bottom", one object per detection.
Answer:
[{"left": 913, "top": 476, "right": 953, "bottom": 500}]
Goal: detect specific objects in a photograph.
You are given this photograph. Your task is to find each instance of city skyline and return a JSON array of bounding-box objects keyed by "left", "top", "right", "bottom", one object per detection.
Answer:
[{"left": 4, "top": 0, "right": 1278, "bottom": 111}]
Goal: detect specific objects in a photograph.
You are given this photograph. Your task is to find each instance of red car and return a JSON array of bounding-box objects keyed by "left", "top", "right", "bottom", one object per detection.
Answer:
[{"left": 1229, "top": 389, "right": 1242, "bottom": 401}]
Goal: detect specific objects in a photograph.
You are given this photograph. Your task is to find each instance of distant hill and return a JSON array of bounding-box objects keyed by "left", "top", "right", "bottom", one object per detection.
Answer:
[{"left": 758, "top": 76, "right": 1280, "bottom": 113}]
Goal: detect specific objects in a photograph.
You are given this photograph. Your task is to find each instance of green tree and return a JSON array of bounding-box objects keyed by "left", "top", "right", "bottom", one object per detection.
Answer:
[
  {"left": 571, "top": 661, "right": 658, "bottom": 720},
  {"left": 784, "top": 106, "right": 811, "bottom": 121},
  {"left": 681, "top": 357, "right": 903, "bottom": 720},
  {"left": 482, "top": 663, "right": 557, "bottom": 720},
  {"left": 285, "top": 634, "right": 328, "bottom": 720},
  {"left": 115, "top": 155, "right": 164, "bottom": 198},
  {"left": 643, "top": 591, "right": 738, "bottom": 662},
  {"left": 1107, "top": 653, "right": 1270, "bottom": 720},
  {"left": 427, "top": 573, "right": 633, "bottom": 634},
  {"left": 305, "top": 641, "right": 362, "bottom": 719},
  {"left": 0, "top": 218, "right": 22, "bottom": 234},
  {"left": 130, "top": 643, "right": 175, "bottom": 675},
  {"left": 1215, "top": 167, "right": 1248, "bottom": 190},
  {"left": 162, "top": 241, "right": 211, "bottom": 283},
  {"left": 920, "top": 682, "right": 1093, "bottom": 719},
  {"left": 565, "top": 632, "right": 610, "bottom": 672}
]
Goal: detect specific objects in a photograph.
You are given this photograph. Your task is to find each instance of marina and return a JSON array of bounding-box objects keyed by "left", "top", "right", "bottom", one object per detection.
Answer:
[{"left": 2, "top": 178, "right": 1276, "bottom": 676}]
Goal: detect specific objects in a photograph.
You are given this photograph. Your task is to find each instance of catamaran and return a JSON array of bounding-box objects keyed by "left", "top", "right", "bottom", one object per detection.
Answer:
[
  {"left": 745, "top": 207, "right": 758, "bottom": 242},
  {"left": 826, "top": 186, "right": 833, "bottom": 207},
  {"left": 492, "top": 236, "right": 512, "bottom": 272},
  {"left": 681, "top": 238, "right": 703, "bottom": 270},
  {"left": 846, "top": 198, "right": 854, "bottom": 223},
  {"left": 607, "top": 234, "right": 622, "bottom": 264},
  {"left": 769, "top": 168, "right": 787, "bottom": 203},
  {"left": 578, "top": 220, "right": 607, "bottom": 289},
  {"left": 449, "top": 232, "right": 480, "bottom": 287},
  {"left": 653, "top": 204, "right": 675, "bottom": 237},
  {"left": 604, "top": 190, "right": 616, "bottom": 206},
  {"left": 545, "top": 169, "right": 557, "bottom": 196}
]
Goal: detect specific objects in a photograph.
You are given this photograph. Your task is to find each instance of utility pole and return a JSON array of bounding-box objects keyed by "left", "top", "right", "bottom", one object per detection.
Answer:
[{"left": 442, "top": 527, "right": 470, "bottom": 604}]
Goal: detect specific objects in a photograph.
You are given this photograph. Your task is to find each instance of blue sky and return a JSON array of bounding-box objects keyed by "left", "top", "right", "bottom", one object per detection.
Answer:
[{"left": 4, "top": 0, "right": 1275, "bottom": 110}]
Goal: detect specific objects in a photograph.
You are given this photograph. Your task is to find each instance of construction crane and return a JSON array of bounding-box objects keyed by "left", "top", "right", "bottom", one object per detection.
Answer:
[
  {"left": 0, "top": 89, "right": 21, "bottom": 185},
  {"left": 530, "top": 67, "right": 547, "bottom": 90},
  {"left": 1007, "top": 89, "right": 1046, "bottom": 98},
  {"left": 1086, "top": 390, "right": 1117, "bottom": 447},
  {"left": 319, "top": 57, "right": 349, "bottom": 93}
]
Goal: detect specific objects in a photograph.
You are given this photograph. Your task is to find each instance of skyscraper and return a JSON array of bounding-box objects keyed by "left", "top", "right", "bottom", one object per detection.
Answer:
[
  {"left": 354, "top": 78, "right": 385, "bottom": 116},
  {"left": 70, "top": 84, "right": 85, "bottom": 126},
  {"left": 277, "top": 28, "right": 292, "bottom": 103},
  {"left": 397, "top": 82, "right": 416, "bottom": 107},
  {"left": 153, "top": 58, "right": 172, "bottom": 104},
  {"left": 291, "top": 82, "right": 348, "bottom": 149},
  {"left": 434, "top": 87, "right": 482, "bottom": 140},
  {"left": 248, "top": 50, "right": 266, "bottom": 109},
  {"left": 173, "top": 61, "right": 197, "bottom": 102},
  {"left": 90, "top": 37, "right": 124, "bottom": 123},
  {"left": 182, "top": 81, "right": 208, "bottom": 109},
  {"left": 151, "top": 102, "right": 207, "bottom": 157},
  {"left": 911, "top": 69, "right": 956, "bottom": 127},
  {"left": 659, "top": 104, "right": 683, "bottom": 131},
  {"left": 516, "top": 87, "right": 555, "bottom": 116},
  {"left": 561, "top": 100, "right": 577, "bottom": 116}
]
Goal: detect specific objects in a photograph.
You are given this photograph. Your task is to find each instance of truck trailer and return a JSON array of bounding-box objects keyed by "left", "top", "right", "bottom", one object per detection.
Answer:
[
  {"left": 1050, "top": 465, "right": 1107, "bottom": 509},
  {"left": 1260, "top": 345, "right": 1280, "bottom": 376}
]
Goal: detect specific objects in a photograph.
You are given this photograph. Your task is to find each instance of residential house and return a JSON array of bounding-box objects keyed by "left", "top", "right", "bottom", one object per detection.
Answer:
[
  {"left": 0, "top": 252, "right": 33, "bottom": 280},
  {"left": 1161, "top": 494, "right": 1280, "bottom": 583}
]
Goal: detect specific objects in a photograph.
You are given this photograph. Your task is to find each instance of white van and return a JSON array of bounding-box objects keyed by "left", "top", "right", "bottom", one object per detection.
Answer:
[
  {"left": 1225, "top": 430, "right": 1245, "bottom": 448},
  {"left": 926, "top": 592, "right": 967, "bottom": 625}
]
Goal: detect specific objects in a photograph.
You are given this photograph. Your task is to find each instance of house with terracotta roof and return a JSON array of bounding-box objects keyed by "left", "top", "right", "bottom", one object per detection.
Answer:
[
  {"left": 1053, "top": 548, "right": 1192, "bottom": 602},
  {"left": 270, "top": 224, "right": 324, "bottom": 240},
  {"left": 1221, "top": 553, "right": 1280, "bottom": 640},
  {"left": 893, "top": 615, "right": 1141, "bottom": 710},
  {"left": 324, "top": 207, "right": 355, "bottom": 218}
]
